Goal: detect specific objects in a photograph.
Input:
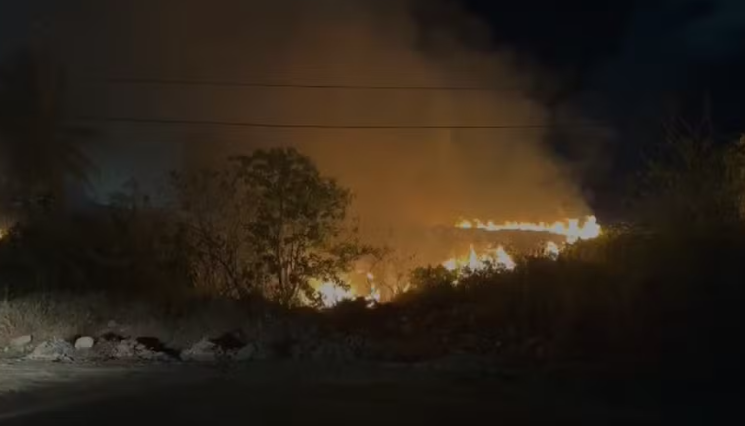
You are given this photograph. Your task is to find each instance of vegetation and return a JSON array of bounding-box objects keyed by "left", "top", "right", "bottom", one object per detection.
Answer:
[
  {"left": 231, "top": 148, "right": 376, "bottom": 306},
  {"left": 0, "top": 50, "right": 743, "bottom": 388},
  {"left": 172, "top": 147, "right": 377, "bottom": 307},
  {"left": 632, "top": 119, "right": 745, "bottom": 231}
]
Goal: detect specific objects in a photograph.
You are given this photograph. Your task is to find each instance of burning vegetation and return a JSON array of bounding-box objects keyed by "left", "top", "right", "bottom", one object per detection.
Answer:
[
  {"left": 309, "top": 216, "right": 602, "bottom": 308},
  {"left": 2, "top": 125, "right": 745, "bottom": 390}
]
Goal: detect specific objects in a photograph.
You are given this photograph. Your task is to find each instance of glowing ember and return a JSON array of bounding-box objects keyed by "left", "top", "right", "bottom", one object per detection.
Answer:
[{"left": 456, "top": 215, "right": 601, "bottom": 244}]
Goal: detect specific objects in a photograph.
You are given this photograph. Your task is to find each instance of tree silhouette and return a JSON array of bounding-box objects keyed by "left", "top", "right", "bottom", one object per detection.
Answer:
[
  {"left": 233, "top": 148, "right": 376, "bottom": 306},
  {"left": 0, "top": 48, "right": 95, "bottom": 218}
]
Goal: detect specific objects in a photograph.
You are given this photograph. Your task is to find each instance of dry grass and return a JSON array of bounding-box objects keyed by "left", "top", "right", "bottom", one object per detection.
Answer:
[
  {"left": 0, "top": 294, "right": 268, "bottom": 350},
  {"left": 0, "top": 294, "right": 107, "bottom": 345}
]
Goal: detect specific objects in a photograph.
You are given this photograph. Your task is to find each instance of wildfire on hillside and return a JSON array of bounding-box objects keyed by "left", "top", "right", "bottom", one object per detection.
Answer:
[{"left": 311, "top": 216, "right": 602, "bottom": 308}]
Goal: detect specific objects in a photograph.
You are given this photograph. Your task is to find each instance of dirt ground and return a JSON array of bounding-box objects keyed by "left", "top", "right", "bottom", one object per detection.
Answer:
[{"left": 0, "top": 360, "right": 738, "bottom": 425}]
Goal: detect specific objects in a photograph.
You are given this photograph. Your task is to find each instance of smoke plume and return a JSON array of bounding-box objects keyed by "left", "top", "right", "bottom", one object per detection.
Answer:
[{"left": 5, "top": 0, "right": 594, "bottom": 231}]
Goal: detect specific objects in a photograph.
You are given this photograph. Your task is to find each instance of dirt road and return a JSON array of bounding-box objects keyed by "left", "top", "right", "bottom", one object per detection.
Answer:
[{"left": 0, "top": 361, "right": 732, "bottom": 425}]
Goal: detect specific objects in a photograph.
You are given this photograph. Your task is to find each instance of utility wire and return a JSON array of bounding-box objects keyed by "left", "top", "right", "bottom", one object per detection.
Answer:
[
  {"left": 107, "top": 77, "right": 527, "bottom": 93},
  {"left": 74, "top": 115, "right": 613, "bottom": 130}
]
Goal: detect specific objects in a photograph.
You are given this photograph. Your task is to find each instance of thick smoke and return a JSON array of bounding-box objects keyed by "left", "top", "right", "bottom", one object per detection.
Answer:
[{"left": 7, "top": 0, "right": 593, "bottom": 231}]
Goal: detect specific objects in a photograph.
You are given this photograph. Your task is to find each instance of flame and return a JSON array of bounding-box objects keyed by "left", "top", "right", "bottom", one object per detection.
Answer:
[
  {"left": 442, "top": 245, "right": 482, "bottom": 272},
  {"left": 442, "top": 244, "right": 515, "bottom": 274},
  {"left": 309, "top": 216, "right": 602, "bottom": 308},
  {"left": 468, "top": 245, "right": 483, "bottom": 270},
  {"left": 315, "top": 281, "right": 356, "bottom": 308},
  {"left": 311, "top": 272, "right": 381, "bottom": 308},
  {"left": 455, "top": 215, "right": 601, "bottom": 244},
  {"left": 366, "top": 272, "right": 381, "bottom": 306},
  {"left": 367, "top": 285, "right": 381, "bottom": 305},
  {"left": 544, "top": 241, "right": 561, "bottom": 258},
  {"left": 443, "top": 258, "right": 459, "bottom": 272},
  {"left": 494, "top": 246, "right": 516, "bottom": 271}
]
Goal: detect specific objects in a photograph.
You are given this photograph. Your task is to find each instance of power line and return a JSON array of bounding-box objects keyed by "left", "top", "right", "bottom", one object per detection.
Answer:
[
  {"left": 107, "top": 77, "right": 526, "bottom": 93},
  {"left": 74, "top": 115, "right": 612, "bottom": 130}
]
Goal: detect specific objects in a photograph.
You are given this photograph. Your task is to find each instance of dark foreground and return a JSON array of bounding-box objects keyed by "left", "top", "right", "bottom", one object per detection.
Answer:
[{"left": 0, "top": 361, "right": 740, "bottom": 425}]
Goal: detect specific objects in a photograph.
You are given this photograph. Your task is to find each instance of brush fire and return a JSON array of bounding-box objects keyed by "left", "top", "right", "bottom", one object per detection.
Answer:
[{"left": 310, "top": 216, "right": 602, "bottom": 308}]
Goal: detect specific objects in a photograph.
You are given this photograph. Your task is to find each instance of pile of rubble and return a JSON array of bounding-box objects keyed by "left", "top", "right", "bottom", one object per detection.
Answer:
[{"left": 2, "top": 329, "right": 371, "bottom": 364}]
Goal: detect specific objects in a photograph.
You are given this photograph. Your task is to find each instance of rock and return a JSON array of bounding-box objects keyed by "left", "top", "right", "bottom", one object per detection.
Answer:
[
  {"left": 136, "top": 346, "right": 174, "bottom": 362},
  {"left": 9, "top": 335, "right": 32, "bottom": 349},
  {"left": 110, "top": 338, "right": 175, "bottom": 361},
  {"left": 74, "top": 336, "right": 95, "bottom": 350},
  {"left": 231, "top": 343, "right": 256, "bottom": 361},
  {"left": 26, "top": 339, "right": 75, "bottom": 362},
  {"left": 181, "top": 339, "right": 221, "bottom": 362},
  {"left": 107, "top": 320, "right": 118, "bottom": 329},
  {"left": 211, "top": 332, "right": 245, "bottom": 352},
  {"left": 99, "top": 332, "right": 125, "bottom": 342},
  {"left": 113, "top": 339, "right": 137, "bottom": 358},
  {"left": 135, "top": 337, "right": 178, "bottom": 361}
]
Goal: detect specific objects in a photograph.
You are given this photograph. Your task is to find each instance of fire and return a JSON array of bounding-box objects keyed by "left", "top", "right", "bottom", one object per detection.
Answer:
[
  {"left": 443, "top": 245, "right": 479, "bottom": 272},
  {"left": 442, "top": 244, "right": 515, "bottom": 273},
  {"left": 442, "top": 215, "right": 602, "bottom": 277},
  {"left": 310, "top": 216, "right": 602, "bottom": 307},
  {"left": 311, "top": 272, "right": 381, "bottom": 308},
  {"left": 468, "top": 245, "right": 483, "bottom": 270},
  {"left": 443, "top": 258, "right": 458, "bottom": 272},
  {"left": 315, "top": 281, "right": 356, "bottom": 308},
  {"left": 456, "top": 215, "right": 601, "bottom": 244},
  {"left": 544, "top": 241, "right": 561, "bottom": 258},
  {"left": 366, "top": 272, "right": 381, "bottom": 305},
  {"left": 494, "top": 246, "right": 516, "bottom": 271}
]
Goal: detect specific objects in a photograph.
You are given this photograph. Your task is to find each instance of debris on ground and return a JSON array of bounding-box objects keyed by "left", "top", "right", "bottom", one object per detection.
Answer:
[
  {"left": 231, "top": 343, "right": 256, "bottom": 361},
  {"left": 181, "top": 339, "right": 221, "bottom": 362},
  {"left": 26, "top": 339, "right": 75, "bottom": 362},
  {"left": 9, "top": 335, "right": 33, "bottom": 350}
]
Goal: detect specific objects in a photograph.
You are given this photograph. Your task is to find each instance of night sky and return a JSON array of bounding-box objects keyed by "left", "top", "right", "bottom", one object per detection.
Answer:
[{"left": 2, "top": 0, "right": 745, "bottom": 223}]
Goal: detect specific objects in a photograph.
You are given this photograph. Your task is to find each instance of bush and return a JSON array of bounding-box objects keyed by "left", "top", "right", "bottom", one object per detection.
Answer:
[
  {"left": 0, "top": 202, "right": 192, "bottom": 301},
  {"left": 397, "top": 229, "right": 745, "bottom": 374}
]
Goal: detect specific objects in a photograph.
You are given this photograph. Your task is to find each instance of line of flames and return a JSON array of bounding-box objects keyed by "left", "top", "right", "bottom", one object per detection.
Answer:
[
  {"left": 312, "top": 216, "right": 602, "bottom": 308},
  {"left": 455, "top": 215, "right": 601, "bottom": 244}
]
